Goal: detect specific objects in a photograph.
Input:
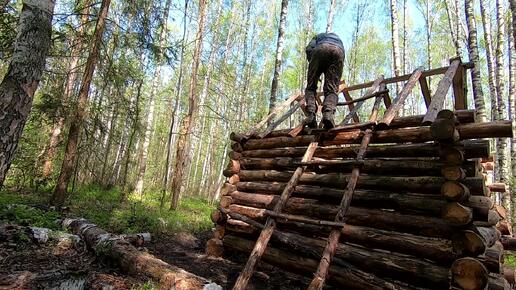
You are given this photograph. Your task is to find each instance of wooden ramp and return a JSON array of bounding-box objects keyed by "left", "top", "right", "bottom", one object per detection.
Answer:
[{"left": 207, "top": 58, "right": 515, "bottom": 290}]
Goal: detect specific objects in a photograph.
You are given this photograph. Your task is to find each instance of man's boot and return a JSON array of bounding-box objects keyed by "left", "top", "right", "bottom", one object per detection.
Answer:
[
  {"left": 303, "top": 112, "right": 318, "bottom": 129},
  {"left": 322, "top": 109, "right": 335, "bottom": 129}
]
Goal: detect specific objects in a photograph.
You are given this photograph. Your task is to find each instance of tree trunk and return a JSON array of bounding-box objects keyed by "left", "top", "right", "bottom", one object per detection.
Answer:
[
  {"left": 509, "top": 14, "right": 516, "bottom": 223},
  {"left": 51, "top": 0, "right": 111, "bottom": 206},
  {"left": 479, "top": 0, "right": 499, "bottom": 125},
  {"left": 325, "top": 0, "right": 337, "bottom": 33},
  {"left": 170, "top": 0, "right": 207, "bottom": 210},
  {"left": 390, "top": 0, "right": 402, "bottom": 96},
  {"left": 444, "top": 0, "right": 461, "bottom": 57},
  {"left": 42, "top": 0, "right": 90, "bottom": 179},
  {"left": 134, "top": 0, "right": 172, "bottom": 196},
  {"left": 0, "top": 0, "right": 55, "bottom": 185},
  {"left": 161, "top": 0, "right": 189, "bottom": 207},
  {"left": 494, "top": 0, "right": 511, "bottom": 219},
  {"left": 465, "top": 0, "right": 487, "bottom": 122},
  {"left": 268, "top": 0, "right": 288, "bottom": 115}
]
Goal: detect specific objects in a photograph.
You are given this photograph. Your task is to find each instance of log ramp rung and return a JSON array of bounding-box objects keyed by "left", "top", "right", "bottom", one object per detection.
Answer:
[{"left": 207, "top": 58, "right": 515, "bottom": 290}]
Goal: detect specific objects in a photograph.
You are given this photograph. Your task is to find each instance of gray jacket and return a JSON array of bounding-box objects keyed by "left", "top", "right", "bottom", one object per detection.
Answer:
[{"left": 305, "top": 33, "right": 344, "bottom": 60}]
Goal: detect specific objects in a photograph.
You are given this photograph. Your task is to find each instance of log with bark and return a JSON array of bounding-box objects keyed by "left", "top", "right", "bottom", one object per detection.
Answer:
[
  {"left": 242, "top": 121, "right": 512, "bottom": 150},
  {"left": 237, "top": 170, "right": 487, "bottom": 196},
  {"left": 224, "top": 234, "right": 411, "bottom": 290},
  {"left": 224, "top": 223, "right": 450, "bottom": 288},
  {"left": 228, "top": 157, "right": 479, "bottom": 177},
  {"left": 61, "top": 218, "right": 220, "bottom": 290},
  {"left": 239, "top": 139, "right": 490, "bottom": 160}
]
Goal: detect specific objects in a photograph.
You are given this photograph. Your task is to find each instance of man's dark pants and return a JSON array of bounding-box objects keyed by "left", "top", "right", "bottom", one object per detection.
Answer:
[{"left": 304, "top": 43, "right": 344, "bottom": 114}]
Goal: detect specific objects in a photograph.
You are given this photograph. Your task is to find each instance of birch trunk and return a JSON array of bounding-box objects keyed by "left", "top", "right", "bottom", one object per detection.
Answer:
[
  {"left": 390, "top": 0, "right": 402, "bottom": 96},
  {"left": 508, "top": 13, "right": 516, "bottom": 223},
  {"left": 51, "top": 0, "right": 111, "bottom": 206},
  {"left": 0, "top": 0, "right": 55, "bottom": 185},
  {"left": 464, "top": 0, "right": 487, "bottom": 122},
  {"left": 170, "top": 0, "right": 207, "bottom": 210},
  {"left": 326, "top": 0, "right": 337, "bottom": 33},
  {"left": 402, "top": 0, "right": 408, "bottom": 74},
  {"left": 444, "top": 0, "right": 461, "bottom": 57},
  {"left": 134, "top": 0, "right": 171, "bottom": 196},
  {"left": 269, "top": 0, "right": 289, "bottom": 115},
  {"left": 480, "top": 0, "right": 499, "bottom": 123},
  {"left": 494, "top": 0, "right": 511, "bottom": 217}
]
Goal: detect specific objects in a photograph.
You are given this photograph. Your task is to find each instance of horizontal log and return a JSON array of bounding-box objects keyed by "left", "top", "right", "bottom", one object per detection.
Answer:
[
  {"left": 500, "top": 235, "right": 516, "bottom": 251},
  {"left": 224, "top": 225, "right": 450, "bottom": 288},
  {"left": 237, "top": 170, "right": 487, "bottom": 196},
  {"left": 223, "top": 235, "right": 411, "bottom": 290},
  {"left": 233, "top": 157, "right": 478, "bottom": 177},
  {"left": 478, "top": 246, "right": 504, "bottom": 274},
  {"left": 242, "top": 121, "right": 512, "bottom": 150},
  {"left": 227, "top": 200, "right": 457, "bottom": 239},
  {"left": 234, "top": 182, "right": 492, "bottom": 221},
  {"left": 488, "top": 183, "right": 508, "bottom": 193},
  {"left": 240, "top": 140, "right": 489, "bottom": 161}
]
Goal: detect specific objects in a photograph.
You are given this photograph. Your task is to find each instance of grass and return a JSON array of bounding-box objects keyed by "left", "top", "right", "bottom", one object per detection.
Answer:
[
  {"left": 0, "top": 184, "right": 215, "bottom": 235},
  {"left": 506, "top": 253, "right": 516, "bottom": 267}
]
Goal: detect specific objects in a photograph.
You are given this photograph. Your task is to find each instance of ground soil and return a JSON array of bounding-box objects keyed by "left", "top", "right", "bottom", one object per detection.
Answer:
[{"left": 0, "top": 223, "right": 313, "bottom": 290}]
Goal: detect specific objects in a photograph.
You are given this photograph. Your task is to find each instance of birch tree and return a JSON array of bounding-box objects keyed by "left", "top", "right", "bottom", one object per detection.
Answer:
[
  {"left": 269, "top": 0, "right": 289, "bottom": 115},
  {"left": 0, "top": 0, "right": 55, "bottom": 186},
  {"left": 479, "top": 0, "right": 498, "bottom": 123},
  {"left": 464, "top": 0, "right": 487, "bottom": 122},
  {"left": 326, "top": 0, "right": 337, "bottom": 33},
  {"left": 390, "top": 0, "right": 402, "bottom": 95}
]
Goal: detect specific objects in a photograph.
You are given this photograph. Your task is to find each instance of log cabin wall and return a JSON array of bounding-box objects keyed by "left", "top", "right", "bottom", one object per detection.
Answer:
[{"left": 207, "top": 60, "right": 515, "bottom": 290}]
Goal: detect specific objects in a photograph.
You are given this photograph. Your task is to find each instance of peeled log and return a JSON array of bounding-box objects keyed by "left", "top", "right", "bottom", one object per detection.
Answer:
[
  {"left": 497, "top": 221, "right": 513, "bottom": 236},
  {"left": 62, "top": 218, "right": 218, "bottom": 290},
  {"left": 451, "top": 258, "right": 489, "bottom": 290},
  {"left": 241, "top": 140, "right": 489, "bottom": 160},
  {"left": 242, "top": 121, "right": 512, "bottom": 150},
  {"left": 237, "top": 170, "right": 487, "bottom": 196},
  {"left": 441, "top": 202, "right": 473, "bottom": 226},
  {"left": 488, "top": 183, "right": 508, "bottom": 193}
]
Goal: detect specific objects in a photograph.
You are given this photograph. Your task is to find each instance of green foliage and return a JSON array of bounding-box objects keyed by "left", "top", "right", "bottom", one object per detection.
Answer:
[
  {"left": 506, "top": 253, "right": 516, "bottom": 267},
  {"left": 0, "top": 193, "right": 61, "bottom": 229},
  {"left": 0, "top": 185, "right": 214, "bottom": 235},
  {"left": 132, "top": 281, "right": 157, "bottom": 290}
]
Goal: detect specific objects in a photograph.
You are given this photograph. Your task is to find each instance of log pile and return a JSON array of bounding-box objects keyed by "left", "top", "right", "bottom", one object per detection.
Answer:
[{"left": 207, "top": 109, "right": 515, "bottom": 289}]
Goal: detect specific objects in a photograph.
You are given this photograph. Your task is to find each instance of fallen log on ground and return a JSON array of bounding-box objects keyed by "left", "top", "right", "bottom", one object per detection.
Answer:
[{"left": 61, "top": 218, "right": 220, "bottom": 290}]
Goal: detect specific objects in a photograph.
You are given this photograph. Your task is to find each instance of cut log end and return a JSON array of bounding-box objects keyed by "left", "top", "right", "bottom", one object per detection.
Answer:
[
  {"left": 206, "top": 238, "right": 224, "bottom": 257},
  {"left": 441, "top": 202, "right": 473, "bottom": 225},
  {"left": 441, "top": 181, "right": 470, "bottom": 201},
  {"left": 451, "top": 258, "right": 489, "bottom": 290},
  {"left": 442, "top": 166, "right": 467, "bottom": 181}
]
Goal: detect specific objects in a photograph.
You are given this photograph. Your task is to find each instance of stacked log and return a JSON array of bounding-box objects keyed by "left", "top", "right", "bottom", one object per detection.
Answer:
[{"left": 208, "top": 111, "right": 513, "bottom": 290}]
